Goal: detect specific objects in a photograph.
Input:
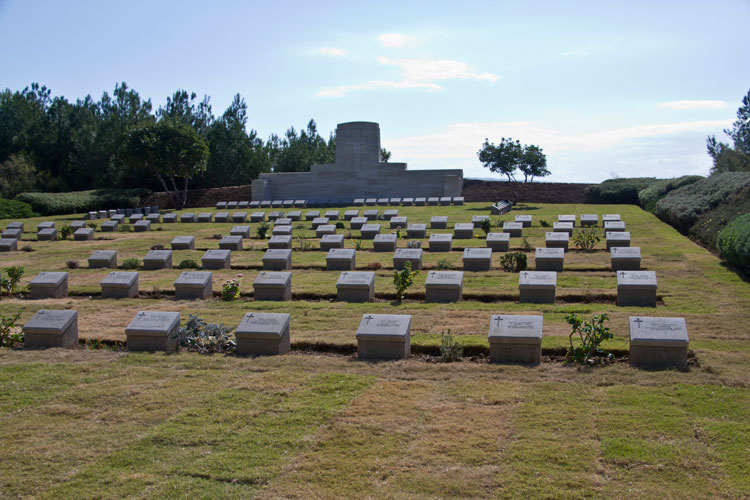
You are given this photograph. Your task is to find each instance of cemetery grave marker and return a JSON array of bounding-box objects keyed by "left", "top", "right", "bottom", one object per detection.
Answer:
[
  {"left": 174, "top": 271, "right": 213, "bottom": 300},
  {"left": 253, "top": 271, "right": 292, "bottom": 301},
  {"left": 170, "top": 236, "right": 195, "bottom": 250},
  {"left": 373, "top": 233, "right": 397, "bottom": 252},
  {"left": 88, "top": 250, "right": 117, "bottom": 269},
  {"left": 518, "top": 271, "right": 557, "bottom": 304},
  {"left": 425, "top": 270, "right": 463, "bottom": 302},
  {"left": 610, "top": 246, "right": 642, "bottom": 271},
  {"left": 22, "top": 309, "right": 78, "bottom": 348},
  {"left": 488, "top": 314, "right": 543, "bottom": 364},
  {"left": 202, "top": 249, "right": 231, "bottom": 270},
  {"left": 629, "top": 316, "right": 689, "bottom": 369},
  {"left": 356, "top": 314, "right": 412, "bottom": 360},
  {"left": 125, "top": 311, "right": 180, "bottom": 352},
  {"left": 262, "top": 249, "right": 292, "bottom": 270},
  {"left": 101, "top": 271, "right": 139, "bottom": 298},
  {"left": 327, "top": 248, "right": 356, "bottom": 271},
  {"left": 235, "top": 312, "right": 291, "bottom": 355},
  {"left": 143, "top": 249, "right": 173, "bottom": 270},
  {"left": 535, "top": 247, "right": 565, "bottom": 272},
  {"left": 337, "top": 271, "right": 375, "bottom": 302},
  {"left": 617, "top": 270, "right": 657, "bottom": 307},
  {"left": 29, "top": 271, "right": 68, "bottom": 299},
  {"left": 428, "top": 233, "right": 453, "bottom": 252},
  {"left": 463, "top": 247, "right": 492, "bottom": 271}
]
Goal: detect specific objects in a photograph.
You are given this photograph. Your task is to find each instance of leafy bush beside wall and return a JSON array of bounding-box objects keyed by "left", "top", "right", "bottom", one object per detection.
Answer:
[
  {"left": 16, "top": 188, "right": 149, "bottom": 216},
  {"left": 717, "top": 213, "right": 750, "bottom": 271}
]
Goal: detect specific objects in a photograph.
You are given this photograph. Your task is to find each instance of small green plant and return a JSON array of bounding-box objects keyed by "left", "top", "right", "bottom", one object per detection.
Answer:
[
  {"left": 122, "top": 258, "right": 139, "bottom": 270},
  {"left": 407, "top": 240, "right": 421, "bottom": 249},
  {"left": 335, "top": 221, "right": 345, "bottom": 229},
  {"left": 500, "top": 252, "right": 527, "bottom": 272},
  {"left": 221, "top": 274, "right": 243, "bottom": 301},
  {"left": 480, "top": 218, "right": 492, "bottom": 236},
  {"left": 59, "top": 224, "right": 74, "bottom": 240},
  {"left": 86, "top": 222, "right": 97, "bottom": 230},
  {"left": 118, "top": 223, "right": 132, "bottom": 232},
  {"left": 393, "top": 260, "right": 418, "bottom": 302},
  {"left": 151, "top": 244, "right": 164, "bottom": 250},
  {"left": 520, "top": 237, "right": 532, "bottom": 251},
  {"left": 256, "top": 221, "right": 270, "bottom": 239},
  {"left": 564, "top": 313, "right": 613, "bottom": 364},
  {"left": 174, "top": 314, "right": 236, "bottom": 354},
  {"left": 440, "top": 330, "right": 464, "bottom": 362},
  {"left": 1, "top": 266, "right": 24, "bottom": 295},
  {"left": 0, "top": 312, "right": 23, "bottom": 347},
  {"left": 354, "top": 239, "right": 367, "bottom": 251},
  {"left": 395, "top": 229, "right": 401, "bottom": 239},
  {"left": 540, "top": 219, "right": 551, "bottom": 228},
  {"left": 21, "top": 245, "right": 34, "bottom": 252},
  {"left": 295, "top": 222, "right": 305, "bottom": 230},
  {"left": 573, "top": 229, "right": 600, "bottom": 252},
  {"left": 66, "top": 260, "right": 79, "bottom": 269},
  {"left": 296, "top": 235, "right": 312, "bottom": 251},
  {"left": 178, "top": 259, "right": 199, "bottom": 269},
  {"left": 211, "top": 233, "right": 222, "bottom": 240},
  {"left": 437, "top": 258, "right": 453, "bottom": 270}
]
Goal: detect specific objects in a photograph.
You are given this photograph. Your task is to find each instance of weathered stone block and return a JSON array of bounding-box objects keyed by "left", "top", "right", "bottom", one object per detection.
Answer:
[
  {"left": 320, "top": 234, "right": 345, "bottom": 250},
  {"left": 604, "top": 221, "right": 626, "bottom": 231},
  {"left": 629, "top": 316, "right": 688, "bottom": 369},
  {"left": 425, "top": 270, "right": 463, "bottom": 302},
  {"left": 253, "top": 271, "right": 292, "bottom": 301},
  {"left": 88, "top": 250, "right": 117, "bottom": 269},
  {"left": 463, "top": 248, "right": 492, "bottom": 271},
  {"left": 125, "top": 311, "right": 179, "bottom": 352},
  {"left": 394, "top": 248, "right": 423, "bottom": 270},
  {"left": 356, "top": 314, "right": 411, "bottom": 360},
  {"left": 363, "top": 210, "right": 379, "bottom": 221},
  {"left": 327, "top": 248, "right": 356, "bottom": 271},
  {"left": 558, "top": 214, "right": 576, "bottom": 226},
  {"left": 180, "top": 213, "right": 196, "bottom": 223},
  {"left": 373, "top": 233, "right": 397, "bottom": 252},
  {"left": 360, "top": 224, "right": 381, "bottom": 239},
  {"left": 390, "top": 216, "right": 407, "bottom": 229},
  {"left": 485, "top": 232, "right": 510, "bottom": 252},
  {"left": 453, "top": 223, "right": 474, "bottom": 239},
  {"left": 133, "top": 220, "right": 151, "bottom": 232},
  {"left": 170, "top": 236, "right": 195, "bottom": 250},
  {"left": 518, "top": 271, "right": 557, "bottom": 304},
  {"left": 503, "top": 222, "right": 523, "bottom": 237},
  {"left": 545, "top": 232, "right": 569, "bottom": 250},
  {"left": 473, "top": 215, "right": 490, "bottom": 228},
  {"left": 268, "top": 235, "right": 293, "bottom": 249},
  {"left": 428, "top": 233, "right": 453, "bottom": 252},
  {"left": 219, "top": 236, "right": 243, "bottom": 251},
  {"left": 232, "top": 212, "right": 248, "bottom": 222},
  {"left": 515, "top": 215, "right": 532, "bottom": 227},
  {"left": 406, "top": 224, "right": 426, "bottom": 239},
  {"left": 101, "top": 271, "right": 139, "bottom": 298},
  {"left": 350, "top": 217, "right": 367, "bottom": 229},
  {"left": 316, "top": 224, "right": 336, "bottom": 237},
  {"left": 580, "top": 214, "right": 598, "bottom": 227},
  {"left": 535, "top": 247, "right": 565, "bottom": 272},
  {"left": 262, "top": 249, "right": 292, "bottom": 270},
  {"left": 617, "top": 270, "right": 657, "bottom": 307},
  {"left": 552, "top": 222, "right": 573, "bottom": 235},
  {"left": 174, "top": 271, "right": 212, "bottom": 300},
  {"left": 235, "top": 312, "right": 291, "bottom": 355},
  {"left": 23, "top": 309, "right": 78, "bottom": 348},
  {"left": 488, "top": 314, "right": 542, "bottom": 365},
  {"left": 230, "top": 225, "right": 251, "bottom": 238},
  {"left": 611, "top": 246, "right": 641, "bottom": 271},
  {"left": 143, "top": 250, "right": 172, "bottom": 270},
  {"left": 29, "top": 272, "right": 68, "bottom": 299},
  {"left": 37, "top": 228, "right": 57, "bottom": 241},
  {"left": 606, "top": 231, "right": 631, "bottom": 250},
  {"left": 337, "top": 271, "right": 375, "bottom": 302},
  {"left": 202, "top": 249, "right": 231, "bottom": 270}
]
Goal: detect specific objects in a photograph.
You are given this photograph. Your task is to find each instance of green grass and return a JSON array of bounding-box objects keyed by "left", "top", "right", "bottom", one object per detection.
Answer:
[{"left": 0, "top": 202, "right": 749, "bottom": 498}]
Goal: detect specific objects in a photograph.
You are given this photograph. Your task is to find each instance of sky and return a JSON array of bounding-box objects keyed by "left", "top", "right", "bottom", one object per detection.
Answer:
[{"left": 1, "top": 0, "right": 749, "bottom": 182}]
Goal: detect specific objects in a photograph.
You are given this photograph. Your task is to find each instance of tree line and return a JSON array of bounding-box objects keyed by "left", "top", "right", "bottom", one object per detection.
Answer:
[{"left": 0, "top": 82, "right": 346, "bottom": 200}]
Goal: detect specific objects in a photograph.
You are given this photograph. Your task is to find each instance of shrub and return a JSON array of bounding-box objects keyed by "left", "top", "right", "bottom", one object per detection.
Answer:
[
  {"left": 367, "top": 262, "right": 382, "bottom": 270},
  {"left": 638, "top": 175, "right": 703, "bottom": 211},
  {"left": 480, "top": 218, "right": 492, "bottom": 236},
  {"left": 655, "top": 172, "right": 750, "bottom": 232},
  {"left": 59, "top": 224, "right": 74, "bottom": 240},
  {"left": 174, "top": 314, "right": 236, "bottom": 354},
  {"left": 151, "top": 244, "right": 164, "bottom": 250},
  {"left": 440, "top": 331, "right": 464, "bottom": 362},
  {"left": 437, "top": 258, "right": 453, "bottom": 270},
  {"left": 520, "top": 237, "right": 532, "bottom": 251},
  {"left": 0, "top": 266, "right": 24, "bottom": 295},
  {"left": 118, "top": 223, "right": 132, "bottom": 232},
  {"left": 16, "top": 188, "right": 149, "bottom": 216},
  {"left": 393, "top": 261, "right": 418, "bottom": 302},
  {"left": 690, "top": 186, "right": 750, "bottom": 248},
  {"left": 539, "top": 219, "right": 551, "bottom": 228},
  {"left": 296, "top": 235, "right": 312, "bottom": 251},
  {"left": 21, "top": 245, "right": 33, "bottom": 252},
  {"left": 354, "top": 239, "right": 367, "bottom": 251},
  {"left": 335, "top": 221, "right": 345, "bottom": 229},
  {"left": 565, "top": 313, "right": 613, "bottom": 364},
  {"left": 295, "top": 222, "right": 305, "bottom": 230},
  {"left": 573, "top": 229, "right": 600, "bottom": 251},
  {"left": 500, "top": 252, "right": 527, "bottom": 272},
  {"left": 717, "top": 212, "right": 750, "bottom": 271},
  {"left": 0, "top": 198, "right": 36, "bottom": 219},
  {"left": 221, "top": 274, "right": 243, "bottom": 301},
  {"left": 65, "top": 260, "right": 79, "bottom": 269},
  {"left": 86, "top": 222, "right": 97, "bottom": 230},
  {"left": 0, "top": 312, "right": 23, "bottom": 348},
  {"left": 211, "top": 233, "right": 222, "bottom": 240},
  {"left": 178, "top": 259, "right": 199, "bottom": 269},
  {"left": 585, "top": 177, "right": 655, "bottom": 204},
  {"left": 256, "top": 221, "right": 270, "bottom": 239},
  {"left": 407, "top": 240, "right": 421, "bottom": 249},
  {"left": 122, "top": 258, "right": 139, "bottom": 270}
]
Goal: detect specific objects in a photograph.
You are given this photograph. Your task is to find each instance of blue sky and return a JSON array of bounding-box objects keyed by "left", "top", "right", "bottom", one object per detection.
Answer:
[{"left": 1, "top": 0, "right": 748, "bottom": 182}]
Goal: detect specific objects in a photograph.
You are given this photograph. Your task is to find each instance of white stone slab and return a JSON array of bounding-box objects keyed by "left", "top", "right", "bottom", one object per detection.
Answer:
[
  {"left": 629, "top": 317, "right": 688, "bottom": 347},
  {"left": 489, "top": 314, "right": 543, "bottom": 344},
  {"left": 356, "top": 314, "right": 411, "bottom": 342}
]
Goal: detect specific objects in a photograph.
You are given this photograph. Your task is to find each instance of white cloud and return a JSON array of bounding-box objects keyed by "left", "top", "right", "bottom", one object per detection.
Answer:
[
  {"left": 378, "top": 33, "right": 415, "bottom": 48},
  {"left": 315, "top": 56, "right": 498, "bottom": 97},
  {"left": 658, "top": 100, "right": 727, "bottom": 110},
  {"left": 318, "top": 47, "right": 347, "bottom": 56}
]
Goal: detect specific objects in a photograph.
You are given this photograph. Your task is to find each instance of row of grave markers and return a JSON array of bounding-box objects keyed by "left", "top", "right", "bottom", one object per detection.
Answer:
[
  {"left": 215, "top": 196, "right": 466, "bottom": 209},
  {"left": 20, "top": 309, "right": 689, "bottom": 369}
]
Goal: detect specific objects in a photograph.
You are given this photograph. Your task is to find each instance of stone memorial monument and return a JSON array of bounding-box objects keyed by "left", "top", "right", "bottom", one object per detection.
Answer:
[
  {"left": 125, "top": 311, "right": 180, "bottom": 352},
  {"left": 22, "top": 309, "right": 78, "bottom": 348},
  {"left": 488, "top": 314, "right": 543, "bottom": 364},
  {"left": 629, "top": 316, "right": 689, "bottom": 369},
  {"left": 355, "top": 313, "right": 412, "bottom": 360},
  {"left": 235, "top": 312, "right": 291, "bottom": 355}
]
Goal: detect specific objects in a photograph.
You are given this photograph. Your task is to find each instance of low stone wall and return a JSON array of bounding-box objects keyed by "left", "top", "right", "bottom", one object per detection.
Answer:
[
  {"left": 462, "top": 179, "right": 593, "bottom": 204},
  {"left": 140, "top": 185, "right": 254, "bottom": 209}
]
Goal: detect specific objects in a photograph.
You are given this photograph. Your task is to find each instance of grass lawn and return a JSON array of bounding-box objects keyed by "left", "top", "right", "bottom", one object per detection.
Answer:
[{"left": 0, "top": 202, "right": 748, "bottom": 499}]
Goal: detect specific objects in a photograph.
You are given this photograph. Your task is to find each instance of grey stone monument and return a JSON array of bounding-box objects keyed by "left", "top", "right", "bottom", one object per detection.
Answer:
[
  {"left": 428, "top": 233, "right": 453, "bottom": 252},
  {"left": 125, "top": 311, "right": 180, "bottom": 352},
  {"left": 406, "top": 224, "right": 427, "bottom": 239},
  {"left": 232, "top": 212, "right": 248, "bottom": 223},
  {"left": 488, "top": 314, "right": 543, "bottom": 365},
  {"left": 180, "top": 213, "right": 196, "bottom": 223},
  {"left": 22, "top": 309, "right": 78, "bottom": 348},
  {"left": 0, "top": 238, "right": 18, "bottom": 251},
  {"left": 133, "top": 220, "right": 151, "bottom": 232},
  {"left": 315, "top": 224, "right": 336, "bottom": 238},
  {"left": 197, "top": 212, "right": 213, "bottom": 223},
  {"left": 219, "top": 235, "right": 243, "bottom": 251},
  {"left": 472, "top": 215, "right": 490, "bottom": 228},
  {"left": 373, "top": 233, "right": 397, "bottom": 252},
  {"left": 214, "top": 212, "right": 229, "bottom": 223},
  {"left": 336, "top": 271, "right": 375, "bottom": 302},
  {"left": 502, "top": 222, "right": 523, "bottom": 237},
  {"left": 606, "top": 231, "right": 631, "bottom": 250},
  {"left": 604, "top": 221, "right": 626, "bottom": 231},
  {"left": 629, "top": 316, "right": 688, "bottom": 369},
  {"left": 553, "top": 222, "right": 574, "bottom": 235},
  {"left": 202, "top": 249, "right": 231, "bottom": 270},
  {"left": 390, "top": 216, "right": 408, "bottom": 229},
  {"left": 230, "top": 225, "right": 251, "bottom": 238},
  {"left": 425, "top": 270, "right": 463, "bottom": 302},
  {"left": 394, "top": 248, "right": 423, "bottom": 270},
  {"left": 610, "top": 246, "right": 641, "bottom": 271},
  {"left": 162, "top": 213, "right": 177, "bottom": 223},
  {"left": 545, "top": 232, "right": 569, "bottom": 250},
  {"left": 617, "top": 270, "right": 657, "bottom": 307},
  {"left": 101, "top": 271, "right": 139, "bottom": 298},
  {"left": 250, "top": 212, "right": 266, "bottom": 223},
  {"left": 88, "top": 250, "right": 117, "bottom": 269},
  {"left": 253, "top": 271, "right": 292, "bottom": 301},
  {"left": 171, "top": 236, "right": 195, "bottom": 250},
  {"left": 143, "top": 250, "right": 173, "bottom": 270},
  {"left": 580, "top": 214, "right": 598, "bottom": 227},
  {"left": 486, "top": 232, "right": 510, "bottom": 252},
  {"left": 515, "top": 215, "right": 532, "bottom": 227},
  {"left": 535, "top": 247, "right": 565, "bottom": 272},
  {"left": 37, "top": 228, "right": 57, "bottom": 241},
  {"left": 430, "top": 216, "right": 448, "bottom": 229},
  {"left": 174, "top": 271, "right": 213, "bottom": 300},
  {"left": 326, "top": 248, "right": 356, "bottom": 271},
  {"left": 558, "top": 214, "right": 576, "bottom": 226},
  {"left": 519, "top": 271, "right": 557, "bottom": 304},
  {"left": 262, "top": 249, "right": 292, "bottom": 270},
  {"left": 320, "top": 234, "right": 345, "bottom": 250},
  {"left": 235, "top": 312, "right": 291, "bottom": 356},
  {"left": 350, "top": 217, "right": 367, "bottom": 230},
  {"left": 268, "top": 235, "right": 293, "bottom": 249},
  {"left": 463, "top": 248, "right": 492, "bottom": 271},
  {"left": 356, "top": 313, "right": 411, "bottom": 361},
  {"left": 453, "top": 223, "right": 474, "bottom": 239},
  {"left": 101, "top": 220, "right": 118, "bottom": 232},
  {"left": 360, "top": 224, "right": 381, "bottom": 240},
  {"left": 29, "top": 272, "right": 68, "bottom": 299}
]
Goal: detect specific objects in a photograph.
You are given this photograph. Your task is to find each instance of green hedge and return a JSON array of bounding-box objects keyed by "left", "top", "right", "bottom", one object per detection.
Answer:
[
  {"left": 16, "top": 189, "right": 149, "bottom": 216},
  {"left": 0, "top": 198, "right": 37, "bottom": 219},
  {"left": 717, "top": 213, "right": 750, "bottom": 271},
  {"left": 585, "top": 178, "right": 656, "bottom": 204},
  {"left": 655, "top": 172, "right": 750, "bottom": 232},
  {"left": 637, "top": 175, "right": 703, "bottom": 212}
]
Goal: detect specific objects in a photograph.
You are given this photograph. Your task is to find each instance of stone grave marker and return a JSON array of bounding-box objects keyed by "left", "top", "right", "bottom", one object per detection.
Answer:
[
  {"left": 427, "top": 197, "right": 439, "bottom": 206},
  {"left": 171, "top": 236, "right": 195, "bottom": 250},
  {"left": 518, "top": 271, "right": 557, "bottom": 304},
  {"left": 88, "top": 250, "right": 117, "bottom": 269},
  {"left": 353, "top": 198, "right": 365, "bottom": 206},
  {"left": 1, "top": 227, "right": 21, "bottom": 240},
  {"left": 337, "top": 271, "right": 375, "bottom": 302},
  {"left": 430, "top": 216, "right": 448, "bottom": 229},
  {"left": 602, "top": 214, "right": 620, "bottom": 222},
  {"left": 365, "top": 198, "right": 377, "bottom": 206},
  {"left": 425, "top": 270, "right": 463, "bottom": 302},
  {"left": 488, "top": 314, "right": 543, "bottom": 364},
  {"left": 629, "top": 316, "right": 688, "bottom": 369},
  {"left": 428, "top": 233, "right": 453, "bottom": 252},
  {"left": 29, "top": 271, "right": 68, "bottom": 299},
  {"left": 228, "top": 201, "right": 239, "bottom": 208},
  {"left": 453, "top": 223, "right": 475, "bottom": 239},
  {"left": 101, "top": 271, "right": 139, "bottom": 298},
  {"left": 326, "top": 248, "right": 356, "bottom": 271},
  {"left": 604, "top": 220, "right": 626, "bottom": 231},
  {"left": 360, "top": 224, "right": 381, "bottom": 240},
  {"left": 383, "top": 209, "right": 399, "bottom": 220},
  {"left": 463, "top": 247, "right": 492, "bottom": 271},
  {"left": 22, "top": 309, "right": 78, "bottom": 348},
  {"left": 453, "top": 196, "right": 464, "bottom": 205},
  {"left": 285, "top": 210, "right": 300, "bottom": 221},
  {"left": 219, "top": 235, "right": 243, "bottom": 251},
  {"left": 273, "top": 225, "right": 293, "bottom": 236},
  {"left": 143, "top": 249, "right": 172, "bottom": 270},
  {"left": 325, "top": 210, "right": 340, "bottom": 220},
  {"left": 271, "top": 200, "right": 283, "bottom": 208},
  {"left": 415, "top": 197, "right": 426, "bottom": 206},
  {"left": 440, "top": 196, "right": 452, "bottom": 205},
  {"left": 146, "top": 213, "right": 161, "bottom": 223},
  {"left": 101, "top": 220, "right": 119, "bottom": 232},
  {"left": 37, "top": 221, "right": 55, "bottom": 230},
  {"left": 239, "top": 201, "right": 251, "bottom": 208},
  {"left": 535, "top": 247, "right": 565, "bottom": 272},
  {"left": 580, "top": 214, "right": 598, "bottom": 227},
  {"left": 553, "top": 222, "right": 574, "bottom": 235},
  {"left": 356, "top": 314, "right": 411, "bottom": 360},
  {"left": 250, "top": 212, "right": 266, "bottom": 223},
  {"left": 320, "top": 234, "right": 345, "bottom": 250},
  {"left": 350, "top": 217, "right": 367, "bottom": 229},
  {"left": 132, "top": 220, "right": 150, "bottom": 232},
  {"left": 617, "top": 270, "right": 657, "bottom": 307},
  {"left": 268, "top": 235, "right": 293, "bottom": 249},
  {"left": 37, "top": 228, "right": 57, "bottom": 241},
  {"left": 268, "top": 211, "right": 284, "bottom": 221},
  {"left": 311, "top": 217, "right": 329, "bottom": 229},
  {"left": 235, "top": 312, "right": 291, "bottom": 355},
  {"left": 259, "top": 200, "right": 271, "bottom": 208},
  {"left": 344, "top": 210, "right": 359, "bottom": 220},
  {"left": 7, "top": 221, "right": 24, "bottom": 231},
  {"left": 389, "top": 197, "right": 401, "bottom": 205},
  {"left": 163, "top": 213, "right": 177, "bottom": 223},
  {"left": 214, "top": 212, "right": 230, "bottom": 223},
  {"left": 503, "top": 222, "right": 523, "bottom": 237},
  {"left": 316, "top": 224, "right": 336, "bottom": 237},
  {"left": 232, "top": 212, "right": 248, "bottom": 222},
  {"left": 202, "top": 249, "right": 231, "bottom": 270},
  {"left": 377, "top": 197, "right": 389, "bottom": 206},
  {"left": 253, "top": 271, "right": 292, "bottom": 301},
  {"left": 515, "top": 215, "right": 532, "bottom": 227},
  {"left": 611, "top": 246, "right": 641, "bottom": 271},
  {"left": 305, "top": 210, "right": 320, "bottom": 221},
  {"left": 275, "top": 217, "right": 292, "bottom": 226},
  {"left": 250, "top": 201, "right": 262, "bottom": 208},
  {"left": 112, "top": 214, "right": 125, "bottom": 223},
  {"left": 406, "top": 223, "right": 427, "bottom": 239},
  {"left": 545, "top": 231, "right": 569, "bottom": 250},
  {"left": 402, "top": 197, "right": 414, "bottom": 206},
  {"left": 373, "top": 233, "right": 397, "bottom": 252},
  {"left": 472, "top": 215, "right": 490, "bottom": 228},
  {"left": 230, "top": 225, "right": 251, "bottom": 238},
  {"left": 0, "top": 238, "right": 18, "bottom": 251},
  {"left": 129, "top": 214, "right": 144, "bottom": 223},
  {"left": 197, "top": 212, "right": 213, "bottom": 223},
  {"left": 558, "top": 214, "right": 576, "bottom": 226},
  {"left": 216, "top": 201, "right": 227, "bottom": 209},
  {"left": 174, "top": 271, "right": 212, "bottom": 299},
  {"left": 390, "top": 216, "right": 408, "bottom": 229},
  {"left": 394, "top": 248, "right": 423, "bottom": 270},
  {"left": 363, "top": 210, "right": 379, "bottom": 221},
  {"left": 485, "top": 232, "right": 510, "bottom": 252},
  {"left": 71, "top": 221, "right": 86, "bottom": 230},
  {"left": 606, "top": 231, "right": 631, "bottom": 250},
  {"left": 282, "top": 200, "right": 293, "bottom": 208},
  {"left": 262, "top": 249, "right": 292, "bottom": 270},
  {"left": 125, "top": 311, "right": 180, "bottom": 352},
  {"left": 180, "top": 213, "right": 195, "bottom": 223}
]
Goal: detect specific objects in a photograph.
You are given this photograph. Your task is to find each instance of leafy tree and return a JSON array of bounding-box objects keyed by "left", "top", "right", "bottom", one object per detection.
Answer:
[
  {"left": 0, "top": 153, "right": 44, "bottom": 198},
  {"left": 267, "top": 119, "right": 335, "bottom": 172},
  {"left": 477, "top": 137, "right": 549, "bottom": 182},
  {"left": 156, "top": 90, "right": 213, "bottom": 136},
  {"left": 707, "top": 88, "right": 750, "bottom": 174},
  {"left": 122, "top": 120, "right": 209, "bottom": 208}
]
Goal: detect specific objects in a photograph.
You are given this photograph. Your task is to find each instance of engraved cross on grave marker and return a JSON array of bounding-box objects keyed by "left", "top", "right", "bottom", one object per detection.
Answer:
[
  {"left": 619, "top": 271, "right": 627, "bottom": 278},
  {"left": 633, "top": 318, "right": 643, "bottom": 329},
  {"left": 364, "top": 315, "right": 374, "bottom": 325},
  {"left": 494, "top": 316, "right": 503, "bottom": 327}
]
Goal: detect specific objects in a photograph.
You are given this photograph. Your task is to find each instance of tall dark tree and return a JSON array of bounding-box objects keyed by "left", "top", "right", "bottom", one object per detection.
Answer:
[
  {"left": 156, "top": 90, "right": 213, "bottom": 136},
  {"left": 268, "top": 119, "right": 335, "bottom": 172},
  {"left": 707, "top": 88, "right": 750, "bottom": 174}
]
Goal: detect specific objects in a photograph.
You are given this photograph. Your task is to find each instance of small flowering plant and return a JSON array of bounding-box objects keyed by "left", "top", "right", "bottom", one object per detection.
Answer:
[{"left": 221, "top": 273, "right": 243, "bottom": 301}]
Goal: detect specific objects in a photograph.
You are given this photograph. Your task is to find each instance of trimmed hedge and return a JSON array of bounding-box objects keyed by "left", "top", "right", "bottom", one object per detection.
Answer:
[
  {"left": 690, "top": 186, "right": 750, "bottom": 248},
  {"left": 585, "top": 178, "right": 656, "bottom": 204},
  {"left": 637, "top": 175, "right": 703, "bottom": 212},
  {"left": 16, "top": 189, "right": 149, "bottom": 216},
  {"left": 0, "top": 198, "right": 37, "bottom": 219},
  {"left": 655, "top": 172, "right": 750, "bottom": 232},
  {"left": 717, "top": 213, "right": 750, "bottom": 271}
]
